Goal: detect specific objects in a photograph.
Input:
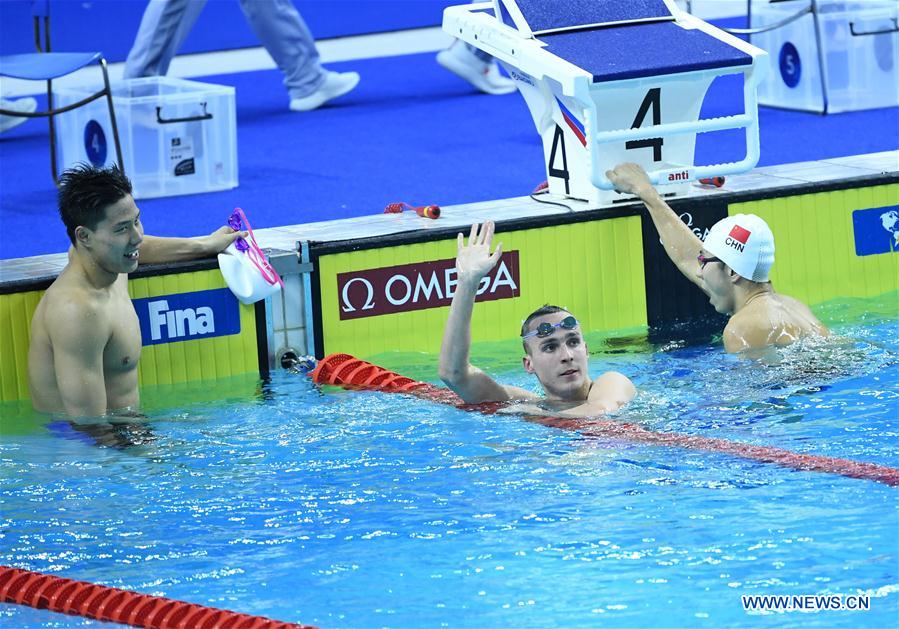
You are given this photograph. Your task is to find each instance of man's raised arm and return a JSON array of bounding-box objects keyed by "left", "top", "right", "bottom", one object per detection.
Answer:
[
  {"left": 439, "top": 222, "right": 521, "bottom": 404},
  {"left": 607, "top": 163, "right": 706, "bottom": 291}
]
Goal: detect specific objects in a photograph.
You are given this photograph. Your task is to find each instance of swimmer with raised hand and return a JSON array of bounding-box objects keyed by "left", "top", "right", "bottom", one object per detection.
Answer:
[
  {"left": 606, "top": 163, "right": 828, "bottom": 352},
  {"left": 438, "top": 221, "right": 635, "bottom": 418}
]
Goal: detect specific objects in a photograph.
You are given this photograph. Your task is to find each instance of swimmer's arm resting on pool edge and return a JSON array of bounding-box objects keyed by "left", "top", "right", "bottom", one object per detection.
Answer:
[
  {"left": 64, "top": 227, "right": 247, "bottom": 265},
  {"left": 439, "top": 221, "right": 537, "bottom": 405},
  {"left": 137, "top": 226, "right": 246, "bottom": 265}
]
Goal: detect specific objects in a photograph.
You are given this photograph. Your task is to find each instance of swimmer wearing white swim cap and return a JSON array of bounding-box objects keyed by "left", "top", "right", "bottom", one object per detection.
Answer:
[{"left": 607, "top": 163, "right": 828, "bottom": 353}]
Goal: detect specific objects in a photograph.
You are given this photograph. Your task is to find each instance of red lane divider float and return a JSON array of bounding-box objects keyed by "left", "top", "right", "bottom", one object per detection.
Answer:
[
  {"left": 0, "top": 566, "right": 316, "bottom": 629},
  {"left": 312, "top": 353, "right": 899, "bottom": 487}
]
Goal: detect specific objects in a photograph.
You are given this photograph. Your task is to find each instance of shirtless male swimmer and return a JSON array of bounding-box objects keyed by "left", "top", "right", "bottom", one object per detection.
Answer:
[
  {"left": 28, "top": 165, "right": 246, "bottom": 416},
  {"left": 438, "top": 221, "right": 636, "bottom": 418},
  {"left": 607, "top": 163, "right": 828, "bottom": 352}
]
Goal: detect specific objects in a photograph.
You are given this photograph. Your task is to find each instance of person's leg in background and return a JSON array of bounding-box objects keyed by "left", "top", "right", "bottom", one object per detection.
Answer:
[
  {"left": 437, "top": 42, "right": 515, "bottom": 95},
  {"left": 124, "top": 0, "right": 206, "bottom": 79},
  {"left": 237, "top": 0, "right": 359, "bottom": 112},
  {"left": 436, "top": 0, "right": 515, "bottom": 95},
  {"left": 0, "top": 97, "right": 38, "bottom": 133}
]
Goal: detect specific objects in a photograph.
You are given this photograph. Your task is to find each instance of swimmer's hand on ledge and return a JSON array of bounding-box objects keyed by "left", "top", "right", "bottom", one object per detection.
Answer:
[
  {"left": 606, "top": 163, "right": 657, "bottom": 199},
  {"left": 138, "top": 226, "right": 248, "bottom": 264},
  {"left": 197, "top": 225, "right": 248, "bottom": 255}
]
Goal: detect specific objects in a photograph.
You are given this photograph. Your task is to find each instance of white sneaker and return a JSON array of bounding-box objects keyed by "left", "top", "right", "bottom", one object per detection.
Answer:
[
  {"left": 436, "top": 42, "right": 516, "bottom": 95},
  {"left": 289, "top": 71, "right": 360, "bottom": 112},
  {"left": 0, "top": 97, "right": 38, "bottom": 133}
]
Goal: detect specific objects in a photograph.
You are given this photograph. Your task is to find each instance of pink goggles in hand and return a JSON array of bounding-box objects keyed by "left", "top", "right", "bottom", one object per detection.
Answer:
[{"left": 227, "top": 208, "right": 283, "bottom": 287}]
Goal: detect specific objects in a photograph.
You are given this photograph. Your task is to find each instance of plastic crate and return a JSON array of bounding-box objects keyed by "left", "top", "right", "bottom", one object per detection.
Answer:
[
  {"left": 750, "top": 0, "right": 898, "bottom": 113},
  {"left": 55, "top": 77, "right": 238, "bottom": 198}
]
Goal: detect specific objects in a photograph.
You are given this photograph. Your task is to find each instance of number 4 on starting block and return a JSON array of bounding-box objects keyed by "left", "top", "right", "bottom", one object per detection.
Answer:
[{"left": 443, "top": 0, "right": 769, "bottom": 204}]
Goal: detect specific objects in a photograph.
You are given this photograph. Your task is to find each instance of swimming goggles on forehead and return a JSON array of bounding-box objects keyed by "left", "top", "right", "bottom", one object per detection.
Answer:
[
  {"left": 227, "top": 208, "right": 283, "bottom": 287},
  {"left": 521, "top": 315, "right": 579, "bottom": 339},
  {"left": 697, "top": 253, "right": 722, "bottom": 269}
]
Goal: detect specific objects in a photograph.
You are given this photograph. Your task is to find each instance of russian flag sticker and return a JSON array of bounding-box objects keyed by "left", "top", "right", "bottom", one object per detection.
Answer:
[{"left": 554, "top": 97, "right": 586, "bottom": 147}]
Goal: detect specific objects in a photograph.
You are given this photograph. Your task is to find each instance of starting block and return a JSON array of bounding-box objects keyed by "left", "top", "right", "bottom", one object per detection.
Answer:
[{"left": 443, "top": 0, "right": 769, "bottom": 204}]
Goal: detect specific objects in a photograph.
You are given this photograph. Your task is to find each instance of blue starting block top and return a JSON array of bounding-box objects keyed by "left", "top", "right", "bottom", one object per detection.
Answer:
[
  {"left": 506, "top": 0, "right": 673, "bottom": 33},
  {"left": 541, "top": 21, "right": 753, "bottom": 82}
]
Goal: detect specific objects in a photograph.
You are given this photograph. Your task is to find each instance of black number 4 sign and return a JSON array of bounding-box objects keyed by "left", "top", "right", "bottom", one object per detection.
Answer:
[{"left": 626, "top": 88, "right": 663, "bottom": 162}]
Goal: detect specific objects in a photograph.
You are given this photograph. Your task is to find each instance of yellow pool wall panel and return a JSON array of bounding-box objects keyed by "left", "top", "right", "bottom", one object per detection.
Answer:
[
  {"left": 0, "top": 290, "right": 44, "bottom": 402},
  {"left": 731, "top": 184, "right": 899, "bottom": 304},
  {"left": 318, "top": 217, "right": 647, "bottom": 358},
  {"left": 0, "top": 269, "right": 259, "bottom": 403},
  {"left": 129, "top": 270, "right": 259, "bottom": 387}
]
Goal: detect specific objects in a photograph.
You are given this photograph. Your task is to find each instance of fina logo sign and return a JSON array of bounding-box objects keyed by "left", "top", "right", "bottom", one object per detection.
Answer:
[
  {"left": 133, "top": 288, "right": 241, "bottom": 346},
  {"left": 337, "top": 252, "right": 521, "bottom": 320}
]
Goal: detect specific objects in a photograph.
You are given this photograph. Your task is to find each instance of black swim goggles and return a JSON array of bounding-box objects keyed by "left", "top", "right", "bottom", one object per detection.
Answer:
[{"left": 521, "top": 315, "right": 579, "bottom": 339}]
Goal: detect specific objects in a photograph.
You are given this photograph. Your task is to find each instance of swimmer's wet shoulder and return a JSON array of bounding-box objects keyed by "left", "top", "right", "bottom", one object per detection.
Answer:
[
  {"left": 724, "top": 293, "right": 829, "bottom": 353},
  {"left": 500, "top": 371, "right": 634, "bottom": 419}
]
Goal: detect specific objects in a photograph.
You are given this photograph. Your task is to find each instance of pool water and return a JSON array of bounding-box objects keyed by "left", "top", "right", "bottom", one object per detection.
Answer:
[{"left": 1, "top": 293, "right": 897, "bottom": 628}]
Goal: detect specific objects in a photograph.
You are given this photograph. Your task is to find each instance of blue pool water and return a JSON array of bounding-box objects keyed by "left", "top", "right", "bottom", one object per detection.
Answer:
[{"left": 1, "top": 294, "right": 897, "bottom": 628}]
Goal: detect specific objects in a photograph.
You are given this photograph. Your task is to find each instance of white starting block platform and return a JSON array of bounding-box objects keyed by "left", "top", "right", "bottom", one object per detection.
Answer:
[{"left": 443, "top": 0, "right": 769, "bottom": 205}]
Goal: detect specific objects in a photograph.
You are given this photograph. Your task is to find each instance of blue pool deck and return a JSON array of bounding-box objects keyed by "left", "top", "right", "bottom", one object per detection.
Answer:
[{"left": 1, "top": 151, "right": 895, "bottom": 290}]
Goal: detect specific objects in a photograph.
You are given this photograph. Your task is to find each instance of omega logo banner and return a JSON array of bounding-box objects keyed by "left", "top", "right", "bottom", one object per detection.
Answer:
[{"left": 337, "top": 252, "right": 520, "bottom": 320}]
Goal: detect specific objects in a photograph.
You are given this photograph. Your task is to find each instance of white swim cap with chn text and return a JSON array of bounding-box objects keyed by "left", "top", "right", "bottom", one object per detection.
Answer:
[{"left": 702, "top": 214, "right": 775, "bottom": 282}]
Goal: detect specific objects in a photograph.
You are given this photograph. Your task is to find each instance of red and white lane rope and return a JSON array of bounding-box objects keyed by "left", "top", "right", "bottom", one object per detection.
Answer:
[{"left": 0, "top": 566, "right": 316, "bottom": 629}]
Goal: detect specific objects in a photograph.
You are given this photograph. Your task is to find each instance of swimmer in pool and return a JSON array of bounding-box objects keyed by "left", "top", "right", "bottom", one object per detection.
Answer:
[
  {"left": 438, "top": 221, "right": 636, "bottom": 418},
  {"left": 28, "top": 165, "right": 245, "bottom": 417},
  {"left": 606, "top": 163, "right": 828, "bottom": 353}
]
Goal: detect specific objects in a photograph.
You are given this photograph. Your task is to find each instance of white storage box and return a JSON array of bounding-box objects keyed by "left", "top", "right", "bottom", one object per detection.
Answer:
[
  {"left": 750, "top": 0, "right": 899, "bottom": 113},
  {"left": 54, "top": 77, "right": 238, "bottom": 199}
]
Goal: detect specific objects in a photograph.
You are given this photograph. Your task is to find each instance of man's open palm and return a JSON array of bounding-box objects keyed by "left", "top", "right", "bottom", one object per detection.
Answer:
[{"left": 456, "top": 221, "right": 503, "bottom": 283}]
